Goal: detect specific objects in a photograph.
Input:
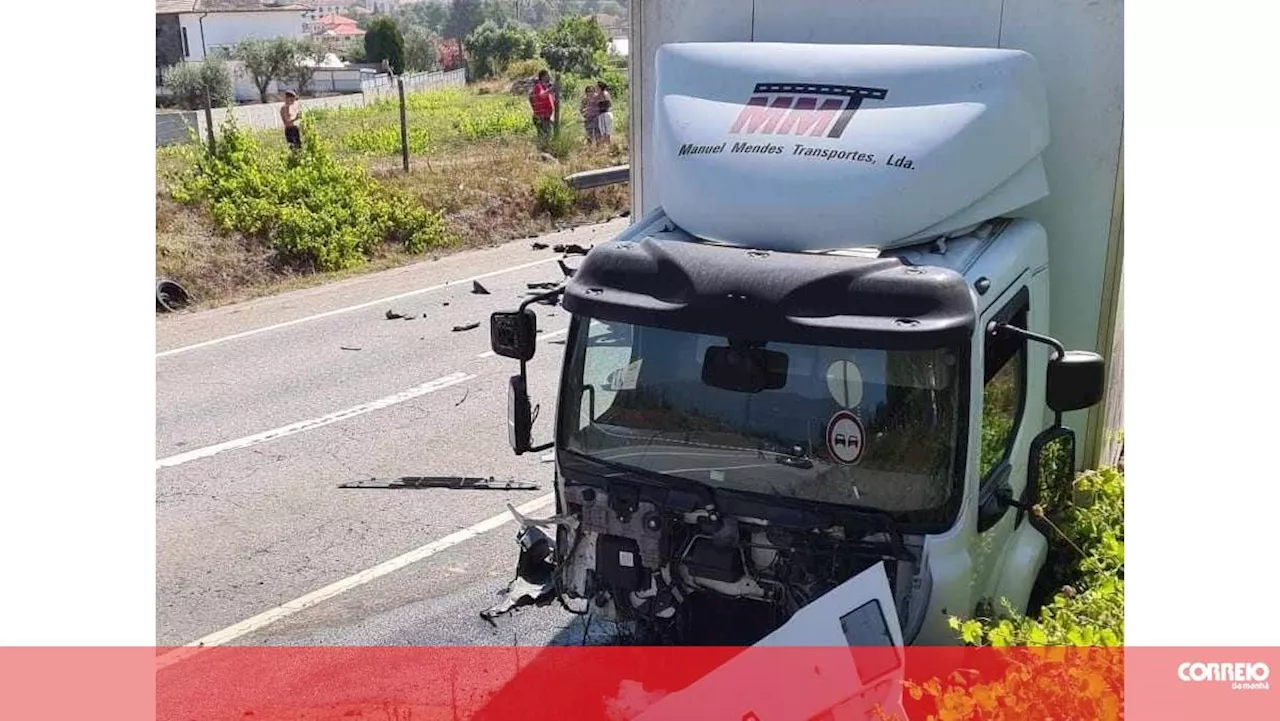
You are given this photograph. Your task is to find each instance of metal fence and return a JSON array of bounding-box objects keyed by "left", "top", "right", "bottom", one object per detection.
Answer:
[
  {"left": 360, "top": 68, "right": 467, "bottom": 100},
  {"left": 156, "top": 68, "right": 468, "bottom": 147}
]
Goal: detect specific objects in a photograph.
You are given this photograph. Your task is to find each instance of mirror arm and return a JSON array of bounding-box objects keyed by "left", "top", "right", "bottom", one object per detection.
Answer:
[
  {"left": 518, "top": 286, "right": 566, "bottom": 314},
  {"left": 987, "top": 322, "right": 1066, "bottom": 359}
]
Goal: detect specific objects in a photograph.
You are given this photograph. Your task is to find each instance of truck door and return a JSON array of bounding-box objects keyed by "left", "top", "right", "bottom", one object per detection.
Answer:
[{"left": 970, "top": 285, "right": 1034, "bottom": 609}]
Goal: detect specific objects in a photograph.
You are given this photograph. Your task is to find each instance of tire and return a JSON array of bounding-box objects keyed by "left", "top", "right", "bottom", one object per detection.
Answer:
[{"left": 156, "top": 278, "right": 192, "bottom": 313}]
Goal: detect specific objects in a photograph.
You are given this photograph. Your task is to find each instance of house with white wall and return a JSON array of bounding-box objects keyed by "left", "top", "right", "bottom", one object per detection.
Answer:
[{"left": 156, "top": 0, "right": 307, "bottom": 67}]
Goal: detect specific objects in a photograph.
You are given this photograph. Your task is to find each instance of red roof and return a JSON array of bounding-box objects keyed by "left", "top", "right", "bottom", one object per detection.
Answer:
[
  {"left": 322, "top": 25, "right": 364, "bottom": 37},
  {"left": 316, "top": 13, "right": 357, "bottom": 27}
]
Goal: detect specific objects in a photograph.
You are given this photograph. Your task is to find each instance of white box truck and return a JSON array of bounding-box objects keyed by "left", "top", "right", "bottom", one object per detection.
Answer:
[{"left": 484, "top": 1, "right": 1123, "bottom": 698}]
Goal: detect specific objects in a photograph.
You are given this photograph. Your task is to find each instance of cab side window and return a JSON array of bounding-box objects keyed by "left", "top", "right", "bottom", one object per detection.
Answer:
[{"left": 979, "top": 300, "right": 1028, "bottom": 481}]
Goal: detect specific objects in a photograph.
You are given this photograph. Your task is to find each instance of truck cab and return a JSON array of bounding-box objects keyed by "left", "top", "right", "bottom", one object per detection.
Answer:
[{"left": 488, "top": 43, "right": 1105, "bottom": 649}]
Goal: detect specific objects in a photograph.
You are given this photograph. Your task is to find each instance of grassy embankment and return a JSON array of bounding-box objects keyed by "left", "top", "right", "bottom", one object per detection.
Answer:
[{"left": 156, "top": 80, "right": 629, "bottom": 309}]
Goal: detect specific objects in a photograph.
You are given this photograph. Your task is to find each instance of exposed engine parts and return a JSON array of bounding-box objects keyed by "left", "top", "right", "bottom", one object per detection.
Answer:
[{"left": 485, "top": 481, "right": 927, "bottom": 645}]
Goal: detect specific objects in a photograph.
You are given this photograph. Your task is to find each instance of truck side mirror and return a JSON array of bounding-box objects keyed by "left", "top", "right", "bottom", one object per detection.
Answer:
[
  {"left": 1022, "top": 426, "right": 1076, "bottom": 525},
  {"left": 491, "top": 309, "right": 538, "bottom": 362},
  {"left": 1046, "top": 350, "right": 1105, "bottom": 413},
  {"left": 508, "top": 375, "right": 533, "bottom": 455}
]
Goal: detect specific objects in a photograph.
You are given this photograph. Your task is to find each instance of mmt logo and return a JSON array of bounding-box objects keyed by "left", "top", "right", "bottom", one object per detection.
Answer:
[{"left": 729, "top": 83, "right": 889, "bottom": 139}]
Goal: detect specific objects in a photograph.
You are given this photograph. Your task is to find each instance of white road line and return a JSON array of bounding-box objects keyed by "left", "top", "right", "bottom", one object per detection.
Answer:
[
  {"left": 477, "top": 327, "right": 569, "bottom": 358},
  {"left": 157, "top": 257, "right": 561, "bottom": 359},
  {"left": 155, "top": 492, "right": 555, "bottom": 671},
  {"left": 155, "top": 372, "right": 474, "bottom": 470}
]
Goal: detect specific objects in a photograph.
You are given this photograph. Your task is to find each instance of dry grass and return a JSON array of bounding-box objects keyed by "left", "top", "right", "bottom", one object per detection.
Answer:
[{"left": 155, "top": 84, "right": 631, "bottom": 310}]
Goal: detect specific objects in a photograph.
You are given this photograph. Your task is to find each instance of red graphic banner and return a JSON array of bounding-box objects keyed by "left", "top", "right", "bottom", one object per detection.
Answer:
[{"left": 2, "top": 646, "right": 1276, "bottom": 720}]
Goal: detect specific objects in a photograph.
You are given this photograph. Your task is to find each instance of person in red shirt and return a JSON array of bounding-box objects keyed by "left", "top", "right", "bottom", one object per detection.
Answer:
[{"left": 528, "top": 70, "right": 556, "bottom": 142}]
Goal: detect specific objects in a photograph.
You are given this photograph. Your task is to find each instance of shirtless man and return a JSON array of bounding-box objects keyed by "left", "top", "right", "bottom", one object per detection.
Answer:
[{"left": 280, "top": 90, "right": 302, "bottom": 149}]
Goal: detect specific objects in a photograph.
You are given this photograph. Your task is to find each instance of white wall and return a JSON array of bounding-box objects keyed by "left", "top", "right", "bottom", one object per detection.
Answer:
[
  {"left": 178, "top": 10, "right": 306, "bottom": 61},
  {"left": 628, "top": 0, "right": 1123, "bottom": 462}
]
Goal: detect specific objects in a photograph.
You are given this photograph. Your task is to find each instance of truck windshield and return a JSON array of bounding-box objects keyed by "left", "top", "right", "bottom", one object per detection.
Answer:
[{"left": 558, "top": 318, "right": 964, "bottom": 518}]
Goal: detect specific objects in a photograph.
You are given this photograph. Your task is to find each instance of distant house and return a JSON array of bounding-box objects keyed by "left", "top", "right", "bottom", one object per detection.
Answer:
[
  {"left": 300, "top": 0, "right": 349, "bottom": 32},
  {"left": 311, "top": 13, "right": 364, "bottom": 46},
  {"left": 156, "top": 0, "right": 308, "bottom": 80}
]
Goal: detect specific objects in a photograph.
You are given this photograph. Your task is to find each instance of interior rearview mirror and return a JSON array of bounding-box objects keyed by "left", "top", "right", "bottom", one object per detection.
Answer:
[
  {"left": 702, "top": 345, "right": 788, "bottom": 393},
  {"left": 508, "top": 375, "right": 533, "bottom": 455},
  {"left": 1046, "top": 350, "right": 1105, "bottom": 413},
  {"left": 491, "top": 309, "right": 538, "bottom": 362}
]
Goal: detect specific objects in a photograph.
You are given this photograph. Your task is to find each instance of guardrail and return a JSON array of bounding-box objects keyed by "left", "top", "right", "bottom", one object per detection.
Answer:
[{"left": 563, "top": 165, "right": 630, "bottom": 190}]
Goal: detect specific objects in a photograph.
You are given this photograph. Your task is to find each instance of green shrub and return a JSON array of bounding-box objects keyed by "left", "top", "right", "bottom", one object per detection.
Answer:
[
  {"left": 898, "top": 464, "right": 1125, "bottom": 720},
  {"left": 540, "top": 126, "right": 579, "bottom": 159},
  {"left": 539, "top": 16, "right": 609, "bottom": 76},
  {"left": 951, "top": 465, "right": 1124, "bottom": 647},
  {"left": 162, "top": 59, "right": 233, "bottom": 110},
  {"left": 505, "top": 57, "right": 549, "bottom": 80},
  {"left": 533, "top": 174, "right": 575, "bottom": 218},
  {"left": 464, "top": 21, "right": 540, "bottom": 79},
  {"left": 171, "top": 116, "right": 452, "bottom": 271}
]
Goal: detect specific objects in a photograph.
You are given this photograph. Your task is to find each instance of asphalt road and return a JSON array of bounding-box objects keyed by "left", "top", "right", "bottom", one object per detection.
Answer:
[{"left": 156, "top": 219, "right": 630, "bottom": 650}]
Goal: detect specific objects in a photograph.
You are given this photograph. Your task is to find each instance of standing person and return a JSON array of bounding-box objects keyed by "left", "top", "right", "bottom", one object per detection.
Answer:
[
  {"left": 596, "top": 81, "right": 615, "bottom": 145},
  {"left": 528, "top": 70, "right": 556, "bottom": 143},
  {"left": 580, "top": 82, "right": 601, "bottom": 143},
  {"left": 280, "top": 90, "right": 302, "bottom": 149}
]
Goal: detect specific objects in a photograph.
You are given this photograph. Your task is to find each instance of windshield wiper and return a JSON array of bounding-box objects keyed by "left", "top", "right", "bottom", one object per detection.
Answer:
[{"left": 560, "top": 448, "right": 719, "bottom": 500}]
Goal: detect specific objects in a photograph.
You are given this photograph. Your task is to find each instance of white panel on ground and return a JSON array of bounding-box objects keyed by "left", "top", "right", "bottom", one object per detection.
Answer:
[{"left": 632, "top": 562, "right": 906, "bottom": 721}]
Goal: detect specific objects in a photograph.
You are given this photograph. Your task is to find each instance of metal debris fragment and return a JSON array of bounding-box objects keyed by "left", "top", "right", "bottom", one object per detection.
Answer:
[
  {"left": 339, "top": 477, "right": 541, "bottom": 491},
  {"left": 385, "top": 309, "right": 407, "bottom": 320},
  {"left": 527, "top": 281, "right": 560, "bottom": 290},
  {"left": 480, "top": 525, "right": 558, "bottom": 624},
  {"left": 531, "top": 242, "right": 549, "bottom": 250},
  {"left": 472, "top": 281, "right": 490, "bottom": 295},
  {"left": 340, "top": 346, "right": 362, "bottom": 351},
  {"left": 453, "top": 322, "right": 481, "bottom": 332}
]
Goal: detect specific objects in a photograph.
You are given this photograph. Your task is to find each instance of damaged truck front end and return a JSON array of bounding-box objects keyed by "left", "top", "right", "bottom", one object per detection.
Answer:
[{"left": 484, "top": 225, "right": 974, "bottom": 650}]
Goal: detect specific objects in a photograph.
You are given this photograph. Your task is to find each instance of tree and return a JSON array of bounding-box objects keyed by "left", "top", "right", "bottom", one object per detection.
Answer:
[
  {"left": 162, "top": 59, "right": 233, "bottom": 110},
  {"left": 404, "top": 25, "right": 441, "bottom": 72},
  {"left": 234, "top": 37, "right": 297, "bottom": 103},
  {"left": 437, "top": 37, "right": 463, "bottom": 71},
  {"left": 340, "top": 36, "right": 367, "bottom": 63},
  {"left": 284, "top": 38, "right": 323, "bottom": 96},
  {"left": 365, "top": 16, "right": 407, "bottom": 74},
  {"left": 396, "top": 1, "right": 450, "bottom": 33},
  {"left": 463, "top": 20, "right": 539, "bottom": 78},
  {"left": 444, "top": 0, "right": 487, "bottom": 40},
  {"left": 539, "top": 15, "right": 608, "bottom": 76}
]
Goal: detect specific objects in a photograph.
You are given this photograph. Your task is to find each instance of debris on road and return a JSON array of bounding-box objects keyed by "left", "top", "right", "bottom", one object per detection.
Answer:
[
  {"left": 385, "top": 309, "right": 407, "bottom": 320},
  {"left": 472, "top": 281, "right": 490, "bottom": 295},
  {"left": 455, "top": 389, "right": 469, "bottom": 406},
  {"left": 339, "top": 477, "right": 541, "bottom": 491},
  {"left": 531, "top": 241, "right": 549, "bottom": 250},
  {"left": 558, "top": 260, "right": 575, "bottom": 277},
  {"left": 527, "top": 281, "right": 560, "bottom": 290},
  {"left": 554, "top": 243, "right": 591, "bottom": 255},
  {"left": 452, "top": 322, "right": 481, "bottom": 332},
  {"left": 340, "top": 346, "right": 362, "bottom": 351},
  {"left": 480, "top": 525, "right": 557, "bottom": 626}
]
